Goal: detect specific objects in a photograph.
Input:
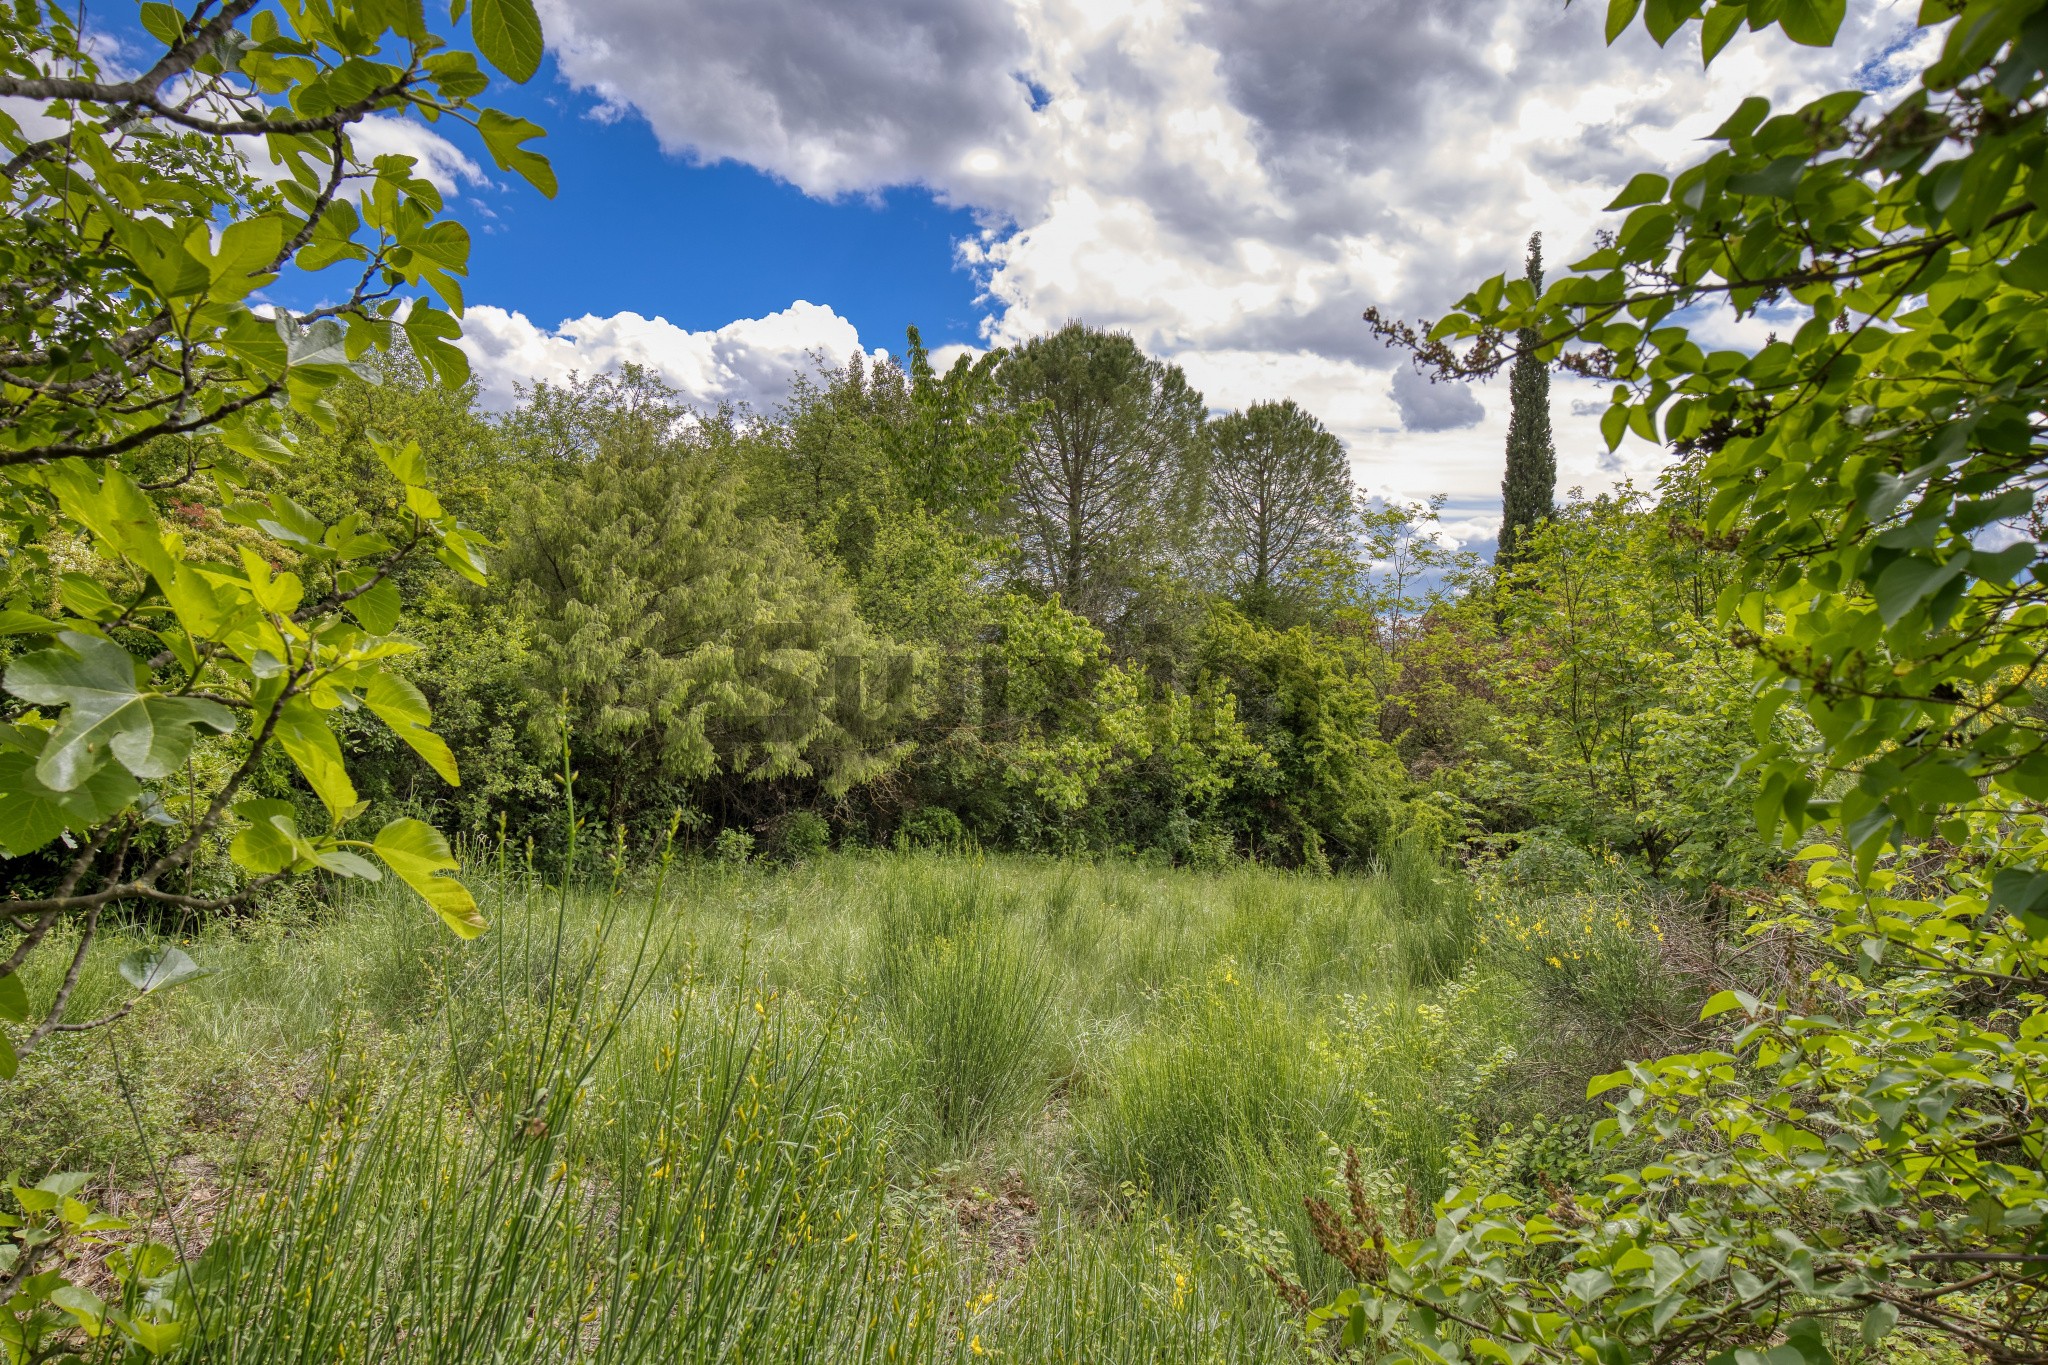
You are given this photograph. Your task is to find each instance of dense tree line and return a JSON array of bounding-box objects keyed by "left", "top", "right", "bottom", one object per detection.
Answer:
[{"left": 197, "top": 322, "right": 1763, "bottom": 883}]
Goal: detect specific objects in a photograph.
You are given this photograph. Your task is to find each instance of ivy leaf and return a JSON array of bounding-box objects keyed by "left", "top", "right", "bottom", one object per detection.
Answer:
[
  {"left": 362, "top": 673, "right": 460, "bottom": 785},
  {"left": 118, "top": 947, "right": 207, "bottom": 994},
  {"left": 469, "top": 0, "right": 543, "bottom": 82},
  {"left": 372, "top": 818, "right": 486, "bottom": 937},
  {"left": 3, "top": 633, "right": 234, "bottom": 790}
]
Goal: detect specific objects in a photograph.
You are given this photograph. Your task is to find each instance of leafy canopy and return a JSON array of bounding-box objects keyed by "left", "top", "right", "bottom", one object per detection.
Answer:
[{"left": 0, "top": 0, "right": 553, "bottom": 1076}]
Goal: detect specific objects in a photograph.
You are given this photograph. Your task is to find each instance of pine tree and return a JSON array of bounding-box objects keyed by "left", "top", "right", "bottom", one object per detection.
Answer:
[{"left": 1497, "top": 233, "right": 1556, "bottom": 568}]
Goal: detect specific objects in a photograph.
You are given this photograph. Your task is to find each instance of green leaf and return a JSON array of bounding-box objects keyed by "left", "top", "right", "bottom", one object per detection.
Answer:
[
  {"left": 372, "top": 818, "right": 487, "bottom": 937},
  {"left": 1606, "top": 0, "right": 1644, "bottom": 43},
  {"left": 272, "top": 698, "right": 360, "bottom": 826},
  {"left": 470, "top": 0, "right": 544, "bottom": 82},
  {"left": 1605, "top": 173, "right": 1669, "bottom": 210},
  {"left": 362, "top": 673, "right": 460, "bottom": 785},
  {"left": 49, "top": 1282, "right": 105, "bottom": 1332},
  {"left": 0, "top": 1030, "right": 15, "bottom": 1081},
  {"left": 229, "top": 798, "right": 316, "bottom": 874},
  {"left": 314, "top": 849, "right": 383, "bottom": 880},
  {"left": 475, "top": 109, "right": 557, "bottom": 197},
  {"left": 1600, "top": 404, "right": 1629, "bottom": 451},
  {"left": 2003, "top": 242, "right": 2048, "bottom": 291},
  {"left": 0, "top": 750, "right": 140, "bottom": 856},
  {"left": 3, "top": 634, "right": 234, "bottom": 790},
  {"left": 1872, "top": 552, "right": 1970, "bottom": 625},
  {"left": 375, "top": 436, "right": 427, "bottom": 487},
  {"left": 0, "top": 609, "right": 60, "bottom": 636},
  {"left": 339, "top": 570, "right": 402, "bottom": 635},
  {"left": 118, "top": 947, "right": 206, "bottom": 994},
  {"left": 1587, "top": 1068, "right": 1633, "bottom": 1098},
  {"left": 1776, "top": 0, "right": 1846, "bottom": 46},
  {"left": 402, "top": 303, "right": 471, "bottom": 388},
  {"left": 1728, "top": 154, "right": 1807, "bottom": 199},
  {"left": 1700, "top": 988, "right": 1758, "bottom": 1019},
  {"left": 1860, "top": 1302, "right": 1899, "bottom": 1346},
  {"left": 0, "top": 970, "right": 27, "bottom": 1024},
  {"left": 1701, "top": 3, "right": 1744, "bottom": 62},
  {"left": 138, "top": 3, "right": 183, "bottom": 45}
]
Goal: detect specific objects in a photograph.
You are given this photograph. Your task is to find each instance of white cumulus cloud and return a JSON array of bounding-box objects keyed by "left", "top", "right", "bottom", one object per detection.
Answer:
[{"left": 458, "top": 300, "right": 884, "bottom": 412}]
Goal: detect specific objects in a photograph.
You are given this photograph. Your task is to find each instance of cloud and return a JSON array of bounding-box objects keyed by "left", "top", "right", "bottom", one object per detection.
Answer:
[
  {"left": 347, "top": 115, "right": 489, "bottom": 196},
  {"left": 458, "top": 300, "right": 882, "bottom": 411},
  {"left": 536, "top": 0, "right": 1037, "bottom": 199},
  {"left": 1388, "top": 367, "right": 1484, "bottom": 433},
  {"left": 505, "top": 0, "right": 1923, "bottom": 502},
  {"left": 236, "top": 112, "right": 486, "bottom": 200}
]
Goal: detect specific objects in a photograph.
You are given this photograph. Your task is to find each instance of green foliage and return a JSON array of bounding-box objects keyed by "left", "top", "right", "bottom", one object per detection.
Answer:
[
  {"left": 1, "top": 1174, "right": 193, "bottom": 1361},
  {"left": 1478, "top": 485, "right": 1773, "bottom": 881},
  {"left": 1205, "top": 400, "right": 1355, "bottom": 617},
  {"left": 0, "top": 0, "right": 543, "bottom": 1081},
  {"left": 1000, "top": 323, "right": 1208, "bottom": 628},
  {"left": 1338, "top": 2, "right": 2048, "bottom": 1359},
  {"left": 876, "top": 912, "right": 1056, "bottom": 1150},
  {"left": 1198, "top": 604, "right": 1402, "bottom": 865},
  {"left": 711, "top": 827, "right": 755, "bottom": 865},
  {"left": 1497, "top": 234, "right": 1556, "bottom": 568},
  {"left": 6, "top": 851, "right": 1537, "bottom": 1365},
  {"left": 500, "top": 379, "right": 914, "bottom": 829}
]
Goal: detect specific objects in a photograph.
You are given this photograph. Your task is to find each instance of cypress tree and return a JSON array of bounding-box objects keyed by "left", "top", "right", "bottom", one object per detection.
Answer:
[{"left": 1497, "top": 233, "right": 1556, "bottom": 568}]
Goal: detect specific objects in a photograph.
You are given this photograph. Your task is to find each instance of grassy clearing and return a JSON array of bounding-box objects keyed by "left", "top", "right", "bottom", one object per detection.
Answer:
[{"left": 1, "top": 847, "right": 1590, "bottom": 1361}]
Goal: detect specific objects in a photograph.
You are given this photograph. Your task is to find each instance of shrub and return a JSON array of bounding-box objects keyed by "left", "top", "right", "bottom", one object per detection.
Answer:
[
  {"left": 897, "top": 805, "right": 971, "bottom": 852},
  {"left": 712, "top": 829, "right": 756, "bottom": 864},
  {"left": 772, "top": 810, "right": 832, "bottom": 863}
]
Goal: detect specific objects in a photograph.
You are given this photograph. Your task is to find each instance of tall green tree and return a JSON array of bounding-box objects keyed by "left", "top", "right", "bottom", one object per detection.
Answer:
[
  {"left": 887, "top": 326, "right": 1027, "bottom": 524},
  {"left": 998, "top": 324, "right": 1207, "bottom": 626},
  {"left": 1204, "top": 399, "right": 1354, "bottom": 618},
  {"left": 502, "top": 385, "right": 913, "bottom": 834},
  {"left": 1496, "top": 233, "right": 1556, "bottom": 567}
]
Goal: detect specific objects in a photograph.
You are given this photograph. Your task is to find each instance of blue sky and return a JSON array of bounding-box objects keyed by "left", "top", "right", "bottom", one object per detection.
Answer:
[{"left": 459, "top": 57, "right": 989, "bottom": 353}]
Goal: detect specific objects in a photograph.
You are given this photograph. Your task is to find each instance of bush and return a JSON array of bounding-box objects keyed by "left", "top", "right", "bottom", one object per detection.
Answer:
[
  {"left": 712, "top": 828, "right": 756, "bottom": 864},
  {"left": 771, "top": 810, "right": 832, "bottom": 863},
  {"left": 897, "top": 805, "right": 970, "bottom": 852}
]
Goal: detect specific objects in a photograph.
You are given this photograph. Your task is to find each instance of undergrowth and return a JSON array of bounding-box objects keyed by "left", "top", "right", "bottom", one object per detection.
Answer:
[{"left": 0, "top": 841, "right": 1693, "bottom": 1361}]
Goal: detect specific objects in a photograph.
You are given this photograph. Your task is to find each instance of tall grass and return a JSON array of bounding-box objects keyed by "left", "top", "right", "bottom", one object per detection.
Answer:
[{"left": 0, "top": 844, "right": 1578, "bottom": 1364}]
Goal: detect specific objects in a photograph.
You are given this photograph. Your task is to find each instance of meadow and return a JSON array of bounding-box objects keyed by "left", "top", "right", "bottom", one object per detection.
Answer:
[{"left": 0, "top": 845, "right": 1677, "bottom": 1363}]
